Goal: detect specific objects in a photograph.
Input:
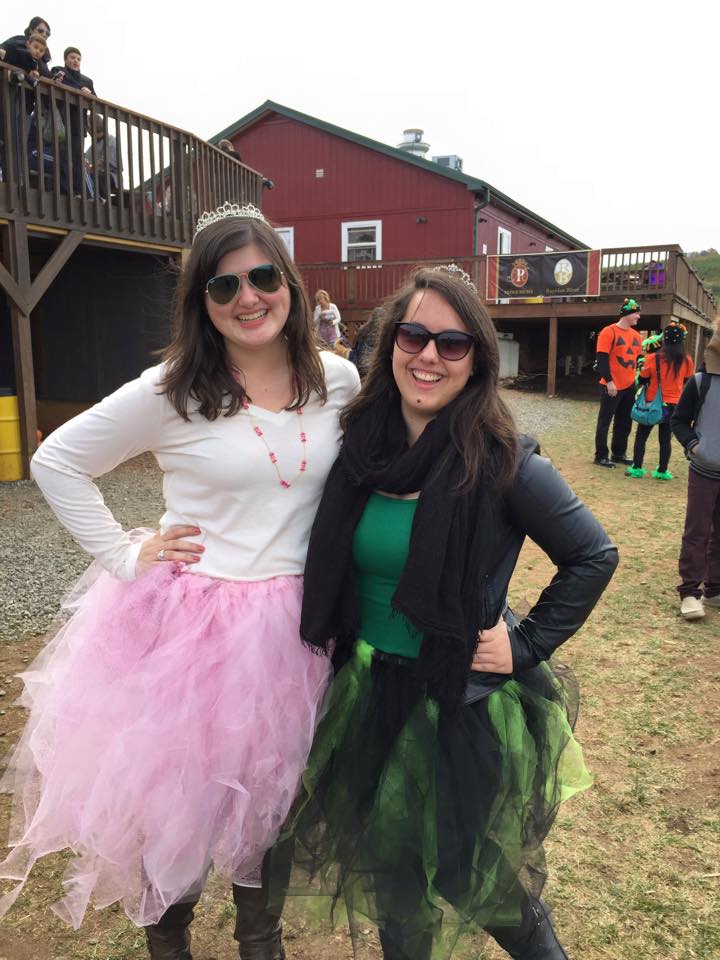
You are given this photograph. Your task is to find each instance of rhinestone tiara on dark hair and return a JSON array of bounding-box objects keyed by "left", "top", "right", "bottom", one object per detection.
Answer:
[{"left": 194, "top": 202, "right": 266, "bottom": 237}]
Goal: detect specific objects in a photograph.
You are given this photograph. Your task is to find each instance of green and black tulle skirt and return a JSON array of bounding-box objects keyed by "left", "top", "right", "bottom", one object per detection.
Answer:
[{"left": 271, "top": 640, "right": 591, "bottom": 959}]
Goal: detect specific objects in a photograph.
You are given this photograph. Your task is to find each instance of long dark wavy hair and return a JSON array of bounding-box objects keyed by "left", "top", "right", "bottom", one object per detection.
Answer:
[
  {"left": 159, "top": 216, "right": 326, "bottom": 420},
  {"left": 342, "top": 267, "right": 518, "bottom": 490},
  {"left": 661, "top": 338, "right": 688, "bottom": 374}
]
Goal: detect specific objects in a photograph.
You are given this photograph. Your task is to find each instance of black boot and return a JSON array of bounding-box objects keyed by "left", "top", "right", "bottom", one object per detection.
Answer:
[
  {"left": 378, "top": 919, "right": 433, "bottom": 960},
  {"left": 378, "top": 924, "right": 411, "bottom": 960},
  {"left": 233, "top": 883, "right": 285, "bottom": 960},
  {"left": 487, "top": 898, "right": 569, "bottom": 959},
  {"left": 144, "top": 900, "right": 196, "bottom": 960}
]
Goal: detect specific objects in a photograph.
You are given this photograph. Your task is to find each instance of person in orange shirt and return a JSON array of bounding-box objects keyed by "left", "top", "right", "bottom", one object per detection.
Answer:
[
  {"left": 627, "top": 321, "right": 694, "bottom": 480},
  {"left": 593, "top": 299, "right": 644, "bottom": 467}
]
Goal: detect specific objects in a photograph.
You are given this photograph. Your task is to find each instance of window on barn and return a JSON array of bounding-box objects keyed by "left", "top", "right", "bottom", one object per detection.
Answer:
[
  {"left": 276, "top": 227, "right": 294, "bottom": 258},
  {"left": 497, "top": 227, "right": 512, "bottom": 255},
  {"left": 497, "top": 228, "right": 512, "bottom": 303},
  {"left": 342, "top": 221, "right": 382, "bottom": 262}
]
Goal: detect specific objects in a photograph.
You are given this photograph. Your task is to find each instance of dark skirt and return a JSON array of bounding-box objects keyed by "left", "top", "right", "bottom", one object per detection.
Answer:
[{"left": 271, "top": 640, "right": 591, "bottom": 959}]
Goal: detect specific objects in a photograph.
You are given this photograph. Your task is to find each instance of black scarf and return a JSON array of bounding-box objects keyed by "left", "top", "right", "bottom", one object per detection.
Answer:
[{"left": 301, "top": 389, "right": 504, "bottom": 709}]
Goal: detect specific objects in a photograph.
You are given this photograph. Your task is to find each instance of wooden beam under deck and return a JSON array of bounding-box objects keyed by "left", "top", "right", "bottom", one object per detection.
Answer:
[
  {"left": 487, "top": 299, "right": 676, "bottom": 322},
  {"left": 546, "top": 316, "right": 558, "bottom": 395},
  {"left": 2, "top": 222, "right": 37, "bottom": 477},
  {"left": 27, "top": 231, "right": 85, "bottom": 313}
]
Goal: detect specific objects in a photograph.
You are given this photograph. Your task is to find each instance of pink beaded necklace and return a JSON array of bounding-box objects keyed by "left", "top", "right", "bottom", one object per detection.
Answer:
[{"left": 232, "top": 366, "right": 308, "bottom": 489}]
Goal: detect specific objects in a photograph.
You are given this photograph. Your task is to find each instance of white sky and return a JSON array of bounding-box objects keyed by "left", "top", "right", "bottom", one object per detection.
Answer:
[{"left": 10, "top": 0, "right": 719, "bottom": 251}]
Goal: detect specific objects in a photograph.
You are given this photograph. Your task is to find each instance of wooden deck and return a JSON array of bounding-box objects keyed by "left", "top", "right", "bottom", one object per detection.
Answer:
[
  {"left": 299, "top": 246, "right": 716, "bottom": 326},
  {"left": 1, "top": 62, "right": 264, "bottom": 474},
  {"left": 299, "top": 246, "right": 716, "bottom": 396},
  {"left": 0, "top": 63, "right": 263, "bottom": 248}
]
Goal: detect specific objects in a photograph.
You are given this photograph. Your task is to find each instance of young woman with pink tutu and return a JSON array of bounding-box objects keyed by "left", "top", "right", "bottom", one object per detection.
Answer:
[{"left": 0, "top": 202, "right": 359, "bottom": 959}]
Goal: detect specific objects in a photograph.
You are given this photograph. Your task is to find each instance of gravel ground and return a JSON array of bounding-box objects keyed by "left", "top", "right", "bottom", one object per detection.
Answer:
[{"left": 0, "top": 392, "right": 589, "bottom": 644}]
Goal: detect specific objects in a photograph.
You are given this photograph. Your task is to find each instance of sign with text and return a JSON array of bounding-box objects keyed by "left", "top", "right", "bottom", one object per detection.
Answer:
[{"left": 486, "top": 250, "right": 602, "bottom": 299}]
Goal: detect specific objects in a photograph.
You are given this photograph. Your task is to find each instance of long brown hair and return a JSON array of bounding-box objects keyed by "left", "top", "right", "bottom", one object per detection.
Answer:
[
  {"left": 342, "top": 267, "right": 518, "bottom": 490},
  {"left": 159, "top": 216, "right": 326, "bottom": 420}
]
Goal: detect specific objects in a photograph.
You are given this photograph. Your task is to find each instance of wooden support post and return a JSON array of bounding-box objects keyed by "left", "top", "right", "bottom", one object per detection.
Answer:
[
  {"left": 2, "top": 221, "right": 37, "bottom": 477},
  {"left": 547, "top": 315, "right": 558, "bottom": 396},
  {"left": 27, "top": 230, "right": 84, "bottom": 313},
  {"left": 347, "top": 266, "right": 357, "bottom": 305}
]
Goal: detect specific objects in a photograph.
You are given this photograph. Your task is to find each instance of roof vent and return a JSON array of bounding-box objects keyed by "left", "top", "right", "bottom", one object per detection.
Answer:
[
  {"left": 432, "top": 154, "right": 463, "bottom": 171},
  {"left": 396, "top": 128, "right": 430, "bottom": 158}
]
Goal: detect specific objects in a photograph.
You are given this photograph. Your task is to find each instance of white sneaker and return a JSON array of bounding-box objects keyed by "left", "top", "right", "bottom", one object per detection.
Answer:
[
  {"left": 704, "top": 594, "right": 720, "bottom": 608},
  {"left": 680, "top": 596, "right": 705, "bottom": 620}
]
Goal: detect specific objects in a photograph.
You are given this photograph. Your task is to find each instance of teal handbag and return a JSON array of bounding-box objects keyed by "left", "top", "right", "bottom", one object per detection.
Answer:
[{"left": 631, "top": 355, "right": 664, "bottom": 426}]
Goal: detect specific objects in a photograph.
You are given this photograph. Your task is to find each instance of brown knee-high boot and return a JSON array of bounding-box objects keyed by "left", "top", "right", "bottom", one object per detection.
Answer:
[
  {"left": 232, "top": 883, "right": 285, "bottom": 960},
  {"left": 144, "top": 899, "right": 197, "bottom": 960}
]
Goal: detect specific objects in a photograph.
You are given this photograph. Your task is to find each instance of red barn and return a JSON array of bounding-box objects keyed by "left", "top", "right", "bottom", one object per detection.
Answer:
[
  {"left": 209, "top": 103, "right": 716, "bottom": 396},
  {"left": 212, "top": 101, "right": 584, "bottom": 273}
]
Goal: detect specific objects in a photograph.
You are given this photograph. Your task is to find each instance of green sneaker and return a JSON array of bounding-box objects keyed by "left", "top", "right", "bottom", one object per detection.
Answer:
[
  {"left": 626, "top": 466, "right": 647, "bottom": 478},
  {"left": 652, "top": 469, "right": 673, "bottom": 480}
]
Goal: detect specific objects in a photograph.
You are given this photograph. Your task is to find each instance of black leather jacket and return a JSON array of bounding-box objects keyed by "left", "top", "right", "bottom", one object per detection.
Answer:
[{"left": 464, "top": 439, "right": 618, "bottom": 704}]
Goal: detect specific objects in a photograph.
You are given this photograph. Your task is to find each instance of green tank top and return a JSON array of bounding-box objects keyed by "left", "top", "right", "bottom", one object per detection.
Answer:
[{"left": 352, "top": 492, "right": 422, "bottom": 658}]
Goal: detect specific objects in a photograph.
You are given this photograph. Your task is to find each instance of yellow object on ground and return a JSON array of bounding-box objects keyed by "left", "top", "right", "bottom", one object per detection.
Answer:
[{"left": 0, "top": 394, "right": 23, "bottom": 482}]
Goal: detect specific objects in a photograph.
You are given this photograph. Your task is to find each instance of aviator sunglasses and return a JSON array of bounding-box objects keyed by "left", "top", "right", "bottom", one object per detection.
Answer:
[
  {"left": 205, "top": 263, "right": 283, "bottom": 304},
  {"left": 394, "top": 322, "right": 475, "bottom": 361}
]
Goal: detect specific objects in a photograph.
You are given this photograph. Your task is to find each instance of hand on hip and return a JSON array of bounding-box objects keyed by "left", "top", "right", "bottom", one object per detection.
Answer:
[{"left": 136, "top": 525, "right": 204, "bottom": 574}]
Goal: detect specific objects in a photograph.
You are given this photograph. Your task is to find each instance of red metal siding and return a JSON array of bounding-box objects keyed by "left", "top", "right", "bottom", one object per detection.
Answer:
[
  {"left": 231, "top": 113, "right": 575, "bottom": 264},
  {"left": 234, "top": 116, "right": 472, "bottom": 263},
  {"left": 476, "top": 206, "right": 573, "bottom": 257}
]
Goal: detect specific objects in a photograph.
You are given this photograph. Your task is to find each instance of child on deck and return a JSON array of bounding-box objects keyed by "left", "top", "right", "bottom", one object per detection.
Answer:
[
  {"left": 51, "top": 47, "right": 95, "bottom": 198},
  {"left": 3, "top": 33, "right": 50, "bottom": 113},
  {"left": 85, "top": 114, "right": 119, "bottom": 197},
  {"left": 3, "top": 31, "right": 50, "bottom": 78}
]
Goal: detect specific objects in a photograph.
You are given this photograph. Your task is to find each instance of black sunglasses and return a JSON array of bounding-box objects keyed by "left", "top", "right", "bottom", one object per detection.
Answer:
[
  {"left": 205, "top": 264, "right": 283, "bottom": 304},
  {"left": 394, "top": 322, "right": 475, "bottom": 361}
]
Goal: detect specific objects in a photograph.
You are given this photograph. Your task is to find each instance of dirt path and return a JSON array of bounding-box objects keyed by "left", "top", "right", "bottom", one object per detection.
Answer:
[{"left": 1, "top": 393, "right": 718, "bottom": 959}]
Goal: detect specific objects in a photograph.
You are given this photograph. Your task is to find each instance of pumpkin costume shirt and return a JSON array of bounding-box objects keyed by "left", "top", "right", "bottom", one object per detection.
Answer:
[{"left": 596, "top": 323, "right": 643, "bottom": 389}]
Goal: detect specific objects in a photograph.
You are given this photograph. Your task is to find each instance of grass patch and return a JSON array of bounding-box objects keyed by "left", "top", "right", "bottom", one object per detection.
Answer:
[{"left": 0, "top": 393, "right": 718, "bottom": 959}]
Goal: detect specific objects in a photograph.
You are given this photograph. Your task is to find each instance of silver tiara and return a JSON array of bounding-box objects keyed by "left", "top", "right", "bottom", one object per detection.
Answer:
[
  {"left": 431, "top": 263, "right": 477, "bottom": 293},
  {"left": 194, "top": 202, "right": 266, "bottom": 237}
]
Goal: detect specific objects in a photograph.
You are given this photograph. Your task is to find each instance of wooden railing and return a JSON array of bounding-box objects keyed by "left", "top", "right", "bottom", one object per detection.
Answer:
[
  {"left": 600, "top": 245, "right": 714, "bottom": 317},
  {"left": 299, "top": 257, "right": 482, "bottom": 309},
  {"left": 299, "top": 247, "right": 717, "bottom": 322},
  {"left": 0, "top": 62, "right": 263, "bottom": 246}
]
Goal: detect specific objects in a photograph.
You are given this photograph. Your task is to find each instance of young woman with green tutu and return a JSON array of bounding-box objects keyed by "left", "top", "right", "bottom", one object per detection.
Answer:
[{"left": 272, "top": 264, "right": 618, "bottom": 960}]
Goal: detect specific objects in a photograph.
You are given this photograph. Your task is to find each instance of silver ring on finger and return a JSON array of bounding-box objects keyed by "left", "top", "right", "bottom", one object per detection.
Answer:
[{"left": 157, "top": 548, "right": 166, "bottom": 561}]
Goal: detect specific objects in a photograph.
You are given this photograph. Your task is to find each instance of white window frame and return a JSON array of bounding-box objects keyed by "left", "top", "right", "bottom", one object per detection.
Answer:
[
  {"left": 545, "top": 244, "right": 554, "bottom": 253},
  {"left": 497, "top": 228, "right": 512, "bottom": 303},
  {"left": 341, "top": 220, "right": 382, "bottom": 262},
  {"left": 497, "top": 227, "right": 512, "bottom": 255},
  {"left": 275, "top": 227, "right": 294, "bottom": 258}
]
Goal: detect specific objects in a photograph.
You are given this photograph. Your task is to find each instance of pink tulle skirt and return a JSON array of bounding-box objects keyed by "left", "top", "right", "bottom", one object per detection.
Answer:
[{"left": 0, "top": 562, "right": 331, "bottom": 928}]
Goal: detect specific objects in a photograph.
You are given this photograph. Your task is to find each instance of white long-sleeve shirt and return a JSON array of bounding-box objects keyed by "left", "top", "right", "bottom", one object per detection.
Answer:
[{"left": 31, "top": 352, "right": 360, "bottom": 581}]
